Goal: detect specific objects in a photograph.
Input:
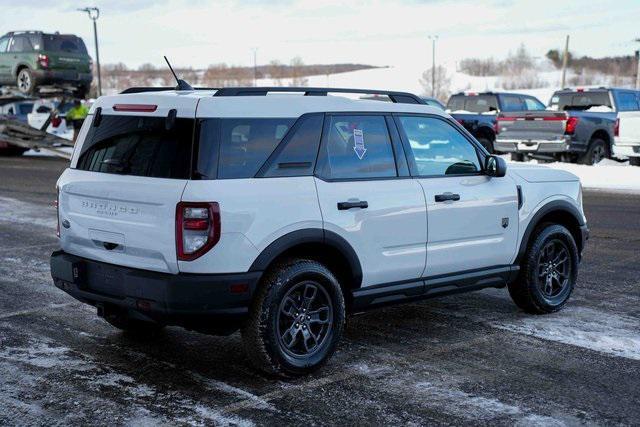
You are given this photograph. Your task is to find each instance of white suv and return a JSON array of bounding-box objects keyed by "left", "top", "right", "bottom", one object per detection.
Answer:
[{"left": 50, "top": 87, "right": 589, "bottom": 376}]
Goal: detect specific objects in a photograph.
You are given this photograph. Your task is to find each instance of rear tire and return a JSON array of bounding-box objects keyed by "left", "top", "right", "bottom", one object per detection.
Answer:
[
  {"left": 629, "top": 157, "right": 640, "bottom": 167},
  {"left": 477, "top": 137, "right": 494, "bottom": 154},
  {"left": 16, "top": 68, "right": 37, "bottom": 95},
  {"left": 508, "top": 224, "right": 579, "bottom": 314},
  {"left": 241, "top": 259, "right": 345, "bottom": 377},
  {"left": 511, "top": 153, "right": 525, "bottom": 162},
  {"left": 579, "top": 139, "right": 608, "bottom": 165}
]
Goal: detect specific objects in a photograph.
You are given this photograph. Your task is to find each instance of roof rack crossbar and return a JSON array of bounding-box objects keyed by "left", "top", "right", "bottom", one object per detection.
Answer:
[{"left": 120, "top": 86, "right": 424, "bottom": 104}]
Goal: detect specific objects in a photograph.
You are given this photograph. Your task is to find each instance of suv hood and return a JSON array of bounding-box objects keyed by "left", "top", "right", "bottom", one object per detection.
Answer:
[{"left": 507, "top": 162, "right": 579, "bottom": 183}]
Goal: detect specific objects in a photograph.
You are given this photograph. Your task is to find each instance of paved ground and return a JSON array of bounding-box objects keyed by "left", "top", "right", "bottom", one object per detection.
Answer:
[{"left": 0, "top": 155, "right": 639, "bottom": 426}]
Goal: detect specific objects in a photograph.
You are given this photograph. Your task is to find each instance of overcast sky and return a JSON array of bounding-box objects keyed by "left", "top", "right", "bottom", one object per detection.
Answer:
[{"left": 1, "top": 0, "right": 639, "bottom": 70}]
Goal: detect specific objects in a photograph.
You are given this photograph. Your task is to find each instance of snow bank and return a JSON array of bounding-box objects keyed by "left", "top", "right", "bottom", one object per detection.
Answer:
[{"left": 506, "top": 157, "right": 640, "bottom": 193}]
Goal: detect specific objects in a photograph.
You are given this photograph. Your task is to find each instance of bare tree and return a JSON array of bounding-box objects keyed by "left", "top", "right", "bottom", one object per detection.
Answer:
[
  {"left": 419, "top": 65, "right": 451, "bottom": 101},
  {"left": 290, "top": 57, "right": 308, "bottom": 86}
]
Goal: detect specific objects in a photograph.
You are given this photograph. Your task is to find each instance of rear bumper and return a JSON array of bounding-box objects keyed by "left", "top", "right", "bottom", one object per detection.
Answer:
[
  {"left": 495, "top": 137, "right": 585, "bottom": 154},
  {"left": 50, "top": 250, "right": 261, "bottom": 333},
  {"left": 33, "top": 69, "right": 92, "bottom": 86}
]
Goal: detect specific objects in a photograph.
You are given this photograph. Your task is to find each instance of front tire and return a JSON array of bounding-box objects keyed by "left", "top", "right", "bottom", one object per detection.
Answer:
[
  {"left": 16, "top": 68, "right": 37, "bottom": 95},
  {"left": 629, "top": 157, "right": 640, "bottom": 167},
  {"left": 477, "top": 137, "right": 494, "bottom": 154},
  {"left": 241, "top": 259, "right": 345, "bottom": 377},
  {"left": 508, "top": 224, "right": 579, "bottom": 314}
]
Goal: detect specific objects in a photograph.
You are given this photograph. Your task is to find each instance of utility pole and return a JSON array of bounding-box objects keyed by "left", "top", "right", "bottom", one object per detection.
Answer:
[
  {"left": 428, "top": 35, "right": 438, "bottom": 98},
  {"left": 252, "top": 48, "right": 258, "bottom": 87},
  {"left": 560, "top": 35, "right": 570, "bottom": 89},
  {"left": 635, "top": 39, "right": 640, "bottom": 90},
  {"left": 78, "top": 7, "right": 101, "bottom": 96}
]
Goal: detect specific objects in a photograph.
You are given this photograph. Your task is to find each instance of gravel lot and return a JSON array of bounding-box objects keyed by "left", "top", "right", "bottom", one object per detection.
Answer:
[{"left": 0, "top": 155, "right": 639, "bottom": 426}]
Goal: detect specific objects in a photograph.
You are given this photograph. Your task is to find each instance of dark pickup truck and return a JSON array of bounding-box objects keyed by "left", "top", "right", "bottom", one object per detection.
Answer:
[
  {"left": 446, "top": 92, "right": 547, "bottom": 153},
  {"left": 495, "top": 87, "right": 640, "bottom": 164}
]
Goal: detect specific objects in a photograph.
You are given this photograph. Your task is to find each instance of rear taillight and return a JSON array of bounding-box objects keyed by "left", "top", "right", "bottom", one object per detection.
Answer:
[
  {"left": 38, "top": 54, "right": 49, "bottom": 68},
  {"left": 565, "top": 117, "right": 579, "bottom": 135},
  {"left": 54, "top": 188, "right": 60, "bottom": 238},
  {"left": 176, "top": 202, "right": 220, "bottom": 261},
  {"left": 493, "top": 119, "right": 499, "bottom": 135},
  {"left": 614, "top": 118, "right": 620, "bottom": 137}
]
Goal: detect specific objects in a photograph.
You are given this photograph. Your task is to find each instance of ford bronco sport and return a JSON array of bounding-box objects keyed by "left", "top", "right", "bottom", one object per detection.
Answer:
[
  {"left": 50, "top": 87, "right": 588, "bottom": 376},
  {"left": 0, "top": 31, "right": 92, "bottom": 97}
]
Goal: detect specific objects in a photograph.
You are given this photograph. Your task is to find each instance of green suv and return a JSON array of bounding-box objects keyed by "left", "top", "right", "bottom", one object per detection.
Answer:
[{"left": 0, "top": 31, "right": 93, "bottom": 98}]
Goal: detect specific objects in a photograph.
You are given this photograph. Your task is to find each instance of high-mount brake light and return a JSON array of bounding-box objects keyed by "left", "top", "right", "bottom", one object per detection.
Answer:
[
  {"left": 565, "top": 116, "right": 580, "bottom": 135},
  {"left": 113, "top": 104, "right": 157, "bottom": 112},
  {"left": 176, "top": 202, "right": 221, "bottom": 261}
]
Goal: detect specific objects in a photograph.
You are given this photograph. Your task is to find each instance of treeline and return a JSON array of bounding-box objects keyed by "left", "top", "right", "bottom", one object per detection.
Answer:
[
  {"left": 545, "top": 49, "right": 638, "bottom": 78},
  {"left": 100, "top": 60, "right": 379, "bottom": 92}
]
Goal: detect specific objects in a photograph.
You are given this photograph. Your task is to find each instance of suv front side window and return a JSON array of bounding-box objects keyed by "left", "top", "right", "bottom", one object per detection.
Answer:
[
  {"left": 397, "top": 116, "right": 481, "bottom": 177},
  {"left": 316, "top": 115, "right": 397, "bottom": 180}
]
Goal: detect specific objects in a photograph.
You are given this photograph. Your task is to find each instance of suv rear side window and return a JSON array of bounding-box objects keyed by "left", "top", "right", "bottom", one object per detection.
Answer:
[
  {"left": 76, "top": 115, "right": 194, "bottom": 179},
  {"left": 397, "top": 116, "right": 481, "bottom": 176},
  {"left": 214, "top": 118, "right": 295, "bottom": 179},
  {"left": 316, "top": 115, "right": 397, "bottom": 180}
]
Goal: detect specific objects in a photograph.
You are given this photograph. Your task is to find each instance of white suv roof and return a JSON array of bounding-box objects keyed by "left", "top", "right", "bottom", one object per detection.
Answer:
[{"left": 90, "top": 87, "right": 446, "bottom": 119}]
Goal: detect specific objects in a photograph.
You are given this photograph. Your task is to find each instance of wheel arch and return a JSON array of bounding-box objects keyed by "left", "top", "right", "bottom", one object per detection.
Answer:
[
  {"left": 475, "top": 124, "right": 496, "bottom": 142},
  {"left": 249, "top": 229, "right": 363, "bottom": 292},
  {"left": 13, "top": 63, "right": 31, "bottom": 77},
  {"left": 590, "top": 128, "right": 612, "bottom": 154},
  {"left": 515, "top": 200, "right": 586, "bottom": 264}
]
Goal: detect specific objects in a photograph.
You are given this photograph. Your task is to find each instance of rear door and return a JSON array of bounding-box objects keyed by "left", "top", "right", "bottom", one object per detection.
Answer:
[
  {"left": 314, "top": 114, "right": 427, "bottom": 287},
  {"left": 395, "top": 114, "right": 519, "bottom": 277},
  {"left": 58, "top": 98, "right": 198, "bottom": 273}
]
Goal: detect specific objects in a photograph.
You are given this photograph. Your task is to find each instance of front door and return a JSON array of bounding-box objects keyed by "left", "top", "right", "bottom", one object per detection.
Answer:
[
  {"left": 394, "top": 114, "right": 519, "bottom": 277},
  {"left": 314, "top": 114, "right": 427, "bottom": 287}
]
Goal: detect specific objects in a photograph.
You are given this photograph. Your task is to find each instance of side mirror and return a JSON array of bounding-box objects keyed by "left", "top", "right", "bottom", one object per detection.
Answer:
[{"left": 485, "top": 155, "right": 507, "bottom": 177}]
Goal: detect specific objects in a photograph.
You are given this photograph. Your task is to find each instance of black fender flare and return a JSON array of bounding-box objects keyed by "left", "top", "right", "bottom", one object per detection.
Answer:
[
  {"left": 249, "top": 228, "right": 363, "bottom": 288},
  {"left": 12, "top": 63, "right": 32, "bottom": 77},
  {"left": 515, "top": 200, "right": 585, "bottom": 264}
]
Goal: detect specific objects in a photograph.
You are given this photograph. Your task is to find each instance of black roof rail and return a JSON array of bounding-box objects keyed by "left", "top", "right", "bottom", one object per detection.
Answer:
[
  {"left": 213, "top": 87, "right": 424, "bottom": 104},
  {"left": 120, "top": 86, "right": 425, "bottom": 104}
]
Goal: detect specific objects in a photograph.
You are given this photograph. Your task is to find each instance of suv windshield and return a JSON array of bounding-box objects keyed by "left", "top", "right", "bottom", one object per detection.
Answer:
[
  {"left": 551, "top": 91, "right": 612, "bottom": 111},
  {"left": 43, "top": 35, "right": 87, "bottom": 54},
  {"left": 76, "top": 115, "right": 194, "bottom": 179},
  {"left": 447, "top": 95, "right": 499, "bottom": 113}
]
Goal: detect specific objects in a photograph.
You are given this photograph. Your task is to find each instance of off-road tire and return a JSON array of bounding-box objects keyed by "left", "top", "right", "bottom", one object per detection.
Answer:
[
  {"left": 508, "top": 224, "right": 579, "bottom": 314},
  {"left": 629, "top": 157, "right": 640, "bottom": 167},
  {"left": 16, "top": 68, "right": 37, "bottom": 95},
  {"left": 579, "top": 138, "right": 608, "bottom": 165},
  {"left": 241, "top": 258, "right": 345, "bottom": 377}
]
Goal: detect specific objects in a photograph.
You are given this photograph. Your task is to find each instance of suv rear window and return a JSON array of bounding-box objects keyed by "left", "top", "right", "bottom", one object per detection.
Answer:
[
  {"left": 446, "top": 95, "right": 498, "bottom": 113},
  {"left": 43, "top": 35, "right": 87, "bottom": 54},
  {"left": 551, "top": 92, "right": 612, "bottom": 111},
  {"left": 76, "top": 115, "right": 194, "bottom": 179}
]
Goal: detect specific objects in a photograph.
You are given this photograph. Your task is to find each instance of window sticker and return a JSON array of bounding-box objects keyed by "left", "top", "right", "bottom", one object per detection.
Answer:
[{"left": 353, "top": 128, "right": 367, "bottom": 159}]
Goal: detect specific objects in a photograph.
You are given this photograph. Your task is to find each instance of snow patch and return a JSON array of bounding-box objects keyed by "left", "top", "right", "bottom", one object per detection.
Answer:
[
  {"left": 0, "top": 196, "right": 56, "bottom": 230},
  {"left": 490, "top": 307, "right": 640, "bottom": 361}
]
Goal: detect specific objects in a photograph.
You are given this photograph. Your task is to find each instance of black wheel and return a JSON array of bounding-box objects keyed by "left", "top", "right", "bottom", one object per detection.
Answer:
[
  {"left": 241, "top": 259, "right": 345, "bottom": 376},
  {"left": 16, "top": 68, "right": 37, "bottom": 95},
  {"left": 508, "top": 224, "right": 579, "bottom": 314},
  {"left": 511, "top": 152, "right": 525, "bottom": 162},
  {"left": 629, "top": 157, "right": 640, "bottom": 167},
  {"left": 103, "top": 312, "right": 165, "bottom": 335},
  {"left": 579, "top": 139, "right": 608, "bottom": 165},
  {"left": 477, "top": 137, "right": 494, "bottom": 154},
  {"left": 0, "top": 146, "right": 29, "bottom": 156}
]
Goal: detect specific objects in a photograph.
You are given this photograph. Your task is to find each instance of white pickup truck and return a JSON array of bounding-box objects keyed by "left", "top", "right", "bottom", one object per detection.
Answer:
[{"left": 613, "top": 111, "right": 640, "bottom": 166}]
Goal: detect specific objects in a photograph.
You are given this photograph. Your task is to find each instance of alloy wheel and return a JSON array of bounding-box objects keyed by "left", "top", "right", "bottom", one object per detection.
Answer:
[
  {"left": 18, "top": 70, "right": 31, "bottom": 93},
  {"left": 276, "top": 281, "right": 333, "bottom": 358},
  {"left": 537, "top": 239, "right": 571, "bottom": 298}
]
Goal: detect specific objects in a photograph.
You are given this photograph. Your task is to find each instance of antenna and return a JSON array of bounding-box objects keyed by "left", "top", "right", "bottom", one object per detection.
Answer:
[{"left": 164, "top": 56, "right": 193, "bottom": 91}]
